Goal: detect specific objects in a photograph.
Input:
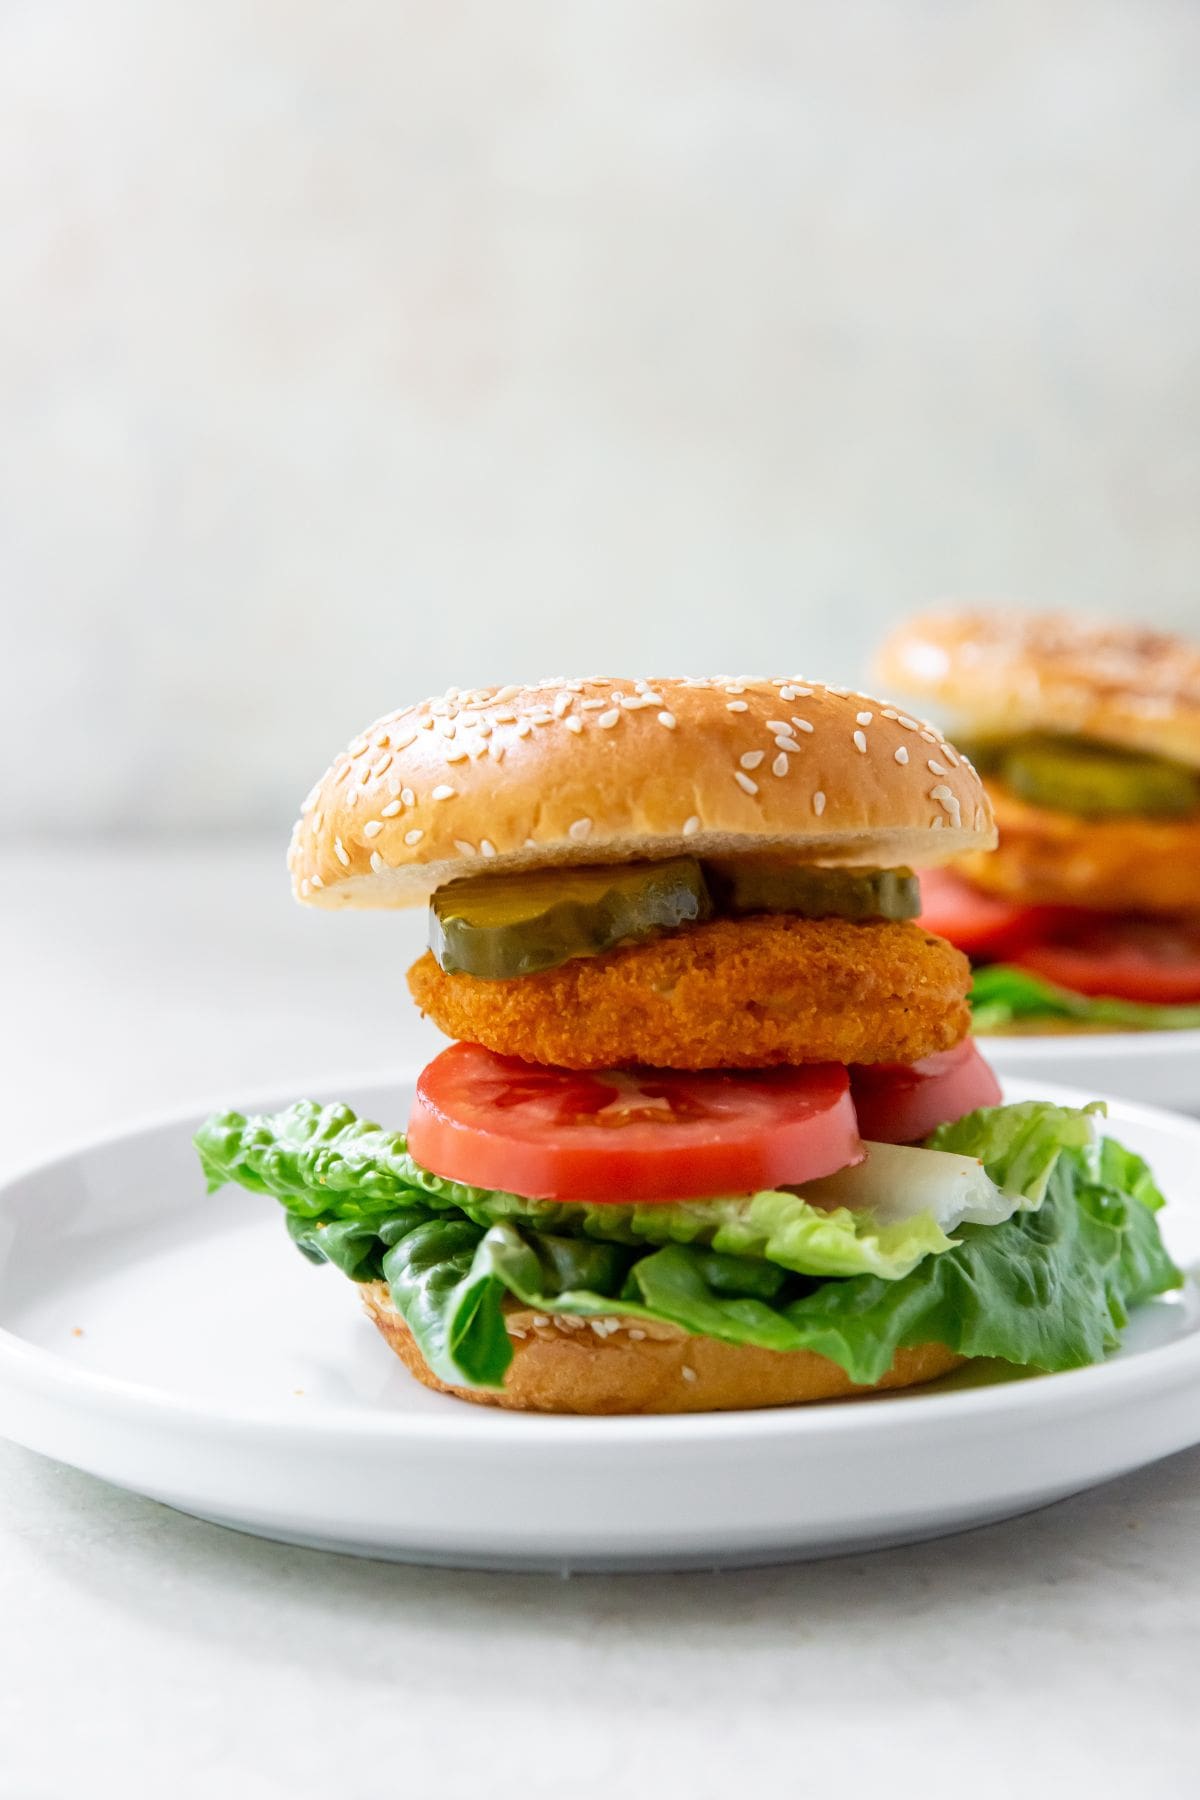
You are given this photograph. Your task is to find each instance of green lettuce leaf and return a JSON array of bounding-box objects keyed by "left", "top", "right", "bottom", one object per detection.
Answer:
[
  {"left": 971, "top": 963, "right": 1200, "bottom": 1033},
  {"left": 376, "top": 1147, "right": 1181, "bottom": 1388},
  {"left": 198, "top": 1098, "right": 1092, "bottom": 1282},
  {"left": 198, "top": 1098, "right": 1181, "bottom": 1393}
]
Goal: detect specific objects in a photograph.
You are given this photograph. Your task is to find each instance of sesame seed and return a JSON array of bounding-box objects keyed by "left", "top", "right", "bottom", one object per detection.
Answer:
[
  {"left": 300, "top": 878, "right": 311, "bottom": 897},
  {"left": 927, "top": 759, "right": 947, "bottom": 776},
  {"left": 939, "top": 743, "right": 959, "bottom": 767},
  {"left": 681, "top": 1366, "right": 697, "bottom": 1383},
  {"left": 459, "top": 716, "right": 479, "bottom": 730},
  {"left": 658, "top": 711, "right": 676, "bottom": 729},
  {"left": 920, "top": 730, "right": 939, "bottom": 744},
  {"left": 310, "top": 873, "right": 323, "bottom": 889},
  {"left": 432, "top": 784, "right": 455, "bottom": 800},
  {"left": 363, "top": 820, "right": 384, "bottom": 838},
  {"left": 401, "top": 789, "right": 415, "bottom": 806},
  {"left": 404, "top": 828, "right": 424, "bottom": 846},
  {"left": 532, "top": 1314, "right": 549, "bottom": 1328},
  {"left": 553, "top": 692, "right": 572, "bottom": 717},
  {"left": 580, "top": 698, "right": 606, "bottom": 710},
  {"left": 779, "top": 685, "right": 798, "bottom": 701},
  {"left": 792, "top": 686, "right": 814, "bottom": 697},
  {"left": 565, "top": 680, "right": 584, "bottom": 692},
  {"left": 381, "top": 799, "right": 402, "bottom": 818},
  {"left": 494, "top": 711, "right": 517, "bottom": 724},
  {"left": 392, "top": 733, "right": 416, "bottom": 752},
  {"left": 620, "top": 694, "right": 655, "bottom": 710},
  {"left": 682, "top": 815, "right": 701, "bottom": 836},
  {"left": 899, "top": 715, "right": 920, "bottom": 731},
  {"left": 436, "top": 718, "right": 456, "bottom": 738},
  {"left": 371, "top": 753, "right": 393, "bottom": 777},
  {"left": 765, "top": 720, "right": 790, "bottom": 734},
  {"left": 775, "top": 735, "right": 802, "bottom": 754},
  {"left": 856, "top": 711, "right": 873, "bottom": 726},
  {"left": 853, "top": 730, "right": 868, "bottom": 753},
  {"left": 931, "top": 783, "right": 962, "bottom": 826},
  {"left": 735, "top": 771, "right": 759, "bottom": 795},
  {"left": 895, "top": 746, "right": 910, "bottom": 765},
  {"left": 310, "top": 810, "right": 323, "bottom": 834},
  {"left": 773, "top": 753, "right": 789, "bottom": 777},
  {"left": 516, "top": 719, "right": 532, "bottom": 738},
  {"left": 740, "top": 750, "right": 765, "bottom": 770},
  {"left": 369, "top": 852, "right": 386, "bottom": 874},
  {"left": 598, "top": 709, "right": 620, "bottom": 728},
  {"left": 490, "top": 743, "right": 506, "bottom": 762},
  {"left": 523, "top": 838, "right": 538, "bottom": 849},
  {"left": 813, "top": 790, "right": 826, "bottom": 816},
  {"left": 419, "top": 717, "right": 434, "bottom": 730},
  {"left": 349, "top": 738, "right": 369, "bottom": 758},
  {"left": 724, "top": 682, "right": 746, "bottom": 694},
  {"left": 569, "top": 817, "right": 592, "bottom": 841},
  {"left": 881, "top": 709, "right": 899, "bottom": 721},
  {"left": 627, "top": 1328, "right": 646, "bottom": 1342},
  {"left": 790, "top": 717, "right": 815, "bottom": 734},
  {"left": 446, "top": 747, "right": 468, "bottom": 763},
  {"left": 564, "top": 715, "right": 583, "bottom": 734},
  {"left": 345, "top": 787, "right": 359, "bottom": 808},
  {"left": 480, "top": 839, "right": 496, "bottom": 857},
  {"left": 333, "top": 838, "right": 350, "bottom": 866},
  {"left": 454, "top": 839, "right": 475, "bottom": 856},
  {"left": 726, "top": 700, "right": 749, "bottom": 713},
  {"left": 357, "top": 763, "right": 371, "bottom": 785}
]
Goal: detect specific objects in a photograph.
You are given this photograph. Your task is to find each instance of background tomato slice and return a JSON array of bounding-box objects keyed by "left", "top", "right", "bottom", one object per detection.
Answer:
[
  {"left": 1013, "top": 920, "right": 1200, "bottom": 1004},
  {"left": 850, "top": 1039, "right": 1003, "bottom": 1144},
  {"left": 409, "top": 1042, "right": 864, "bottom": 1202},
  {"left": 918, "top": 869, "right": 1051, "bottom": 958}
]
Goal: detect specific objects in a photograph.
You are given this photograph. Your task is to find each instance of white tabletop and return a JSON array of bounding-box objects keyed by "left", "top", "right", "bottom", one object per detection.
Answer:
[{"left": 2, "top": 846, "right": 1197, "bottom": 1797}]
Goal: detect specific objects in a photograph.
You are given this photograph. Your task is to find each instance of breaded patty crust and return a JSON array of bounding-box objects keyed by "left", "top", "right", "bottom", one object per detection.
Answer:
[
  {"left": 408, "top": 915, "right": 970, "bottom": 1070},
  {"left": 959, "top": 780, "right": 1200, "bottom": 914}
]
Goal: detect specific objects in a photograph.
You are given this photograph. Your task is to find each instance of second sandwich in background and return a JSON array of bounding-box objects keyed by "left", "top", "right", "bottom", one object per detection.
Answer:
[{"left": 877, "top": 611, "right": 1200, "bottom": 1036}]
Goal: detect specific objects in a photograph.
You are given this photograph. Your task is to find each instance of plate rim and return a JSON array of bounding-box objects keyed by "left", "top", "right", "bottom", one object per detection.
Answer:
[
  {"left": 1, "top": 1071, "right": 1199, "bottom": 1449},
  {"left": 979, "top": 1027, "right": 1200, "bottom": 1061}
]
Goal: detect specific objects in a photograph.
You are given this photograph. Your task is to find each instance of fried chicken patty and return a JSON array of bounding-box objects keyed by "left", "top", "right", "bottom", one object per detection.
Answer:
[
  {"left": 408, "top": 915, "right": 970, "bottom": 1070},
  {"left": 959, "top": 780, "right": 1200, "bottom": 914}
]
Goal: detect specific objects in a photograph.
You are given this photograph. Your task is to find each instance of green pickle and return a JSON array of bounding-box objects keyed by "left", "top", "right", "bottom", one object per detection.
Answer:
[
  {"left": 994, "top": 735, "right": 1199, "bottom": 819},
  {"left": 704, "top": 859, "right": 920, "bottom": 922},
  {"left": 430, "top": 857, "right": 712, "bottom": 980}
]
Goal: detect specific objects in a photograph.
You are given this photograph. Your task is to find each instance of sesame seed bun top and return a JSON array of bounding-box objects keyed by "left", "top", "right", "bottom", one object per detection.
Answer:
[
  {"left": 288, "top": 676, "right": 996, "bottom": 909},
  {"left": 876, "top": 610, "right": 1200, "bottom": 768}
]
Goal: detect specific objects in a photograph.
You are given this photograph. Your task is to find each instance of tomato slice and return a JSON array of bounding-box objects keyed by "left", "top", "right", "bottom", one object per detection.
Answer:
[
  {"left": 408, "top": 1042, "right": 864, "bottom": 1203},
  {"left": 918, "top": 869, "right": 1050, "bottom": 958},
  {"left": 1013, "top": 919, "right": 1200, "bottom": 1004},
  {"left": 850, "top": 1039, "right": 1003, "bottom": 1145}
]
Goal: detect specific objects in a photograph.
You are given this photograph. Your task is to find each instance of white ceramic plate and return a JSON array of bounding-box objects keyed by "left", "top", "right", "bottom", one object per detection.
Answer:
[
  {"left": 1, "top": 1076, "right": 1198, "bottom": 1571},
  {"left": 981, "top": 1029, "right": 1200, "bottom": 1115}
]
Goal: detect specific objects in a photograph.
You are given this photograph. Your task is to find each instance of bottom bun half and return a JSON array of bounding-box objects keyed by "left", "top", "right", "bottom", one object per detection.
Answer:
[{"left": 360, "top": 1282, "right": 964, "bottom": 1415}]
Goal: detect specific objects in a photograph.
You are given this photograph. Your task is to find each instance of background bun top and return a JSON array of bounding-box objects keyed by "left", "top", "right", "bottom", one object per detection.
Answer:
[
  {"left": 289, "top": 676, "right": 995, "bottom": 908},
  {"left": 878, "top": 610, "right": 1200, "bottom": 769}
]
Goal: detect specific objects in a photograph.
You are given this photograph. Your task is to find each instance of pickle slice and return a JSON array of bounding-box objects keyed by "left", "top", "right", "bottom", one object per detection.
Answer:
[
  {"left": 704, "top": 859, "right": 920, "bottom": 922},
  {"left": 1000, "top": 735, "right": 1199, "bottom": 818},
  {"left": 430, "top": 857, "right": 712, "bottom": 980}
]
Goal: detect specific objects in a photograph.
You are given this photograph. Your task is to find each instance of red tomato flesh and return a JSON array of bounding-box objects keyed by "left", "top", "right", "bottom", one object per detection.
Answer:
[
  {"left": 850, "top": 1039, "right": 1003, "bottom": 1145},
  {"left": 918, "top": 868, "right": 1057, "bottom": 959},
  {"left": 409, "top": 1042, "right": 864, "bottom": 1203},
  {"left": 1013, "top": 919, "right": 1200, "bottom": 1005}
]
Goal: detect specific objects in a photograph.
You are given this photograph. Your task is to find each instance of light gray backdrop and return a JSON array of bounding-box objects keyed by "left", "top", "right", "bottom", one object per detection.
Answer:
[{"left": 5, "top": 0, "right": 1199, "bottom": 833}]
